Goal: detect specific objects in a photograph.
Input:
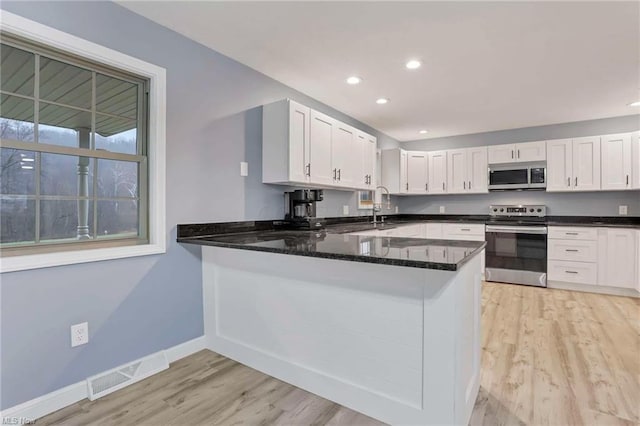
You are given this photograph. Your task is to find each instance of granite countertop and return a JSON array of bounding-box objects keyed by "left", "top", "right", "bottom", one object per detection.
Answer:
[
  {"left": 178, "top": 230, "right": 486, "bottom": 271},
  {"left": 177, "top": 214, "right": 639, "bottom": 271}
]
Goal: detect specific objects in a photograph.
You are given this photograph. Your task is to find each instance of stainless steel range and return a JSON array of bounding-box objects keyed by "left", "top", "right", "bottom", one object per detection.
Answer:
[{"left": 485, "top": 204, "right": 548, "bottom": 287}]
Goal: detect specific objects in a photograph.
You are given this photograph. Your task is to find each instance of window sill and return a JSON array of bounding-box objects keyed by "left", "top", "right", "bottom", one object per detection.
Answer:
[{"left": 0, "top": 243, "right": 166, "bottom": 273}]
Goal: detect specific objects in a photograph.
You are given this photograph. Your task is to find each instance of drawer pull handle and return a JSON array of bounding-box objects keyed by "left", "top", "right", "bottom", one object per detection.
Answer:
[
  {"left": 565, "top": 270, "right": 579, "bottom": 274},
  {"left": 565, "top": 232, "right": 578, "bottom": 235},
  {"left": 565, "top": 249, "right": 579, "bottom": 252},
  {"left": 461, "top": 228, "right": 471, "bottom": 231}
]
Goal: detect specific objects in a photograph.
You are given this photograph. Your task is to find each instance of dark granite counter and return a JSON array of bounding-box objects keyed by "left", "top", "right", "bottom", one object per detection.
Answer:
[{"left": 178, "top": 230, "right": 485, "bottom": 271}]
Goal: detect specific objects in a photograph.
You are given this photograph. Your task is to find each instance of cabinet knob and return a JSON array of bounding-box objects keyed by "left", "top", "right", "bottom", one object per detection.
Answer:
[
  {"left": 333, "top": 168, "right": 337, "bottom": 180},
  {"left": 575, "top": 177, "right": 578, "bottom": 187},
  {"left": 463, "top": 181, "right": 466, "bottom": 190},
  {"left": 425, "top": 183, "right": 428, "bottom": 191},
  {"left": 567, "top": 177, "right": 570, "bottom": 187},
  {"left": 627, "top": 175, "right": 629, "bottom": 185}
]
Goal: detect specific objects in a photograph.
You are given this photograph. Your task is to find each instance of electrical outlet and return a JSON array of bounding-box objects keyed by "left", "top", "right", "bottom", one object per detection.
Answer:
[
  {"left": 240, "top": 162, "right": 248, "bottom": 177},
  {"left": 619, "top": 205, "right": 628, "bottom": 215},
  {"left": 395, "top": 206, "right": 399, "bottom": 214},
  {"left": 71, "top": 322, "right": 89, "bottom": 347},
  {"left": 439, "top": 206, "right": 446, "bottom": 214},
  {"left": 343, "top": 205, "right": 349, "bottom": 215}
]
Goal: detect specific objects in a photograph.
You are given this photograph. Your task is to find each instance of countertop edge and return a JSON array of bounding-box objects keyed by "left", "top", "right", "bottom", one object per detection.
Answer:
[{"left": 178, "top": 237, "right": 487, "bottom": 271}]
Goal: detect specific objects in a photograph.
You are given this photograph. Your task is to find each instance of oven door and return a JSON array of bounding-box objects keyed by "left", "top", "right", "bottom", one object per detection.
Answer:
[
  {"left": 485, "top": 225, "right": 547, "bottom": 287},
  {"left": 488, "top": 168, "right": 529, "bottom": 190}
]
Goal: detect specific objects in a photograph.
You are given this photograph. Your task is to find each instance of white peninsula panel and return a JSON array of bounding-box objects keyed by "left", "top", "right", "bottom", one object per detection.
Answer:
[{"left": 201, "top": 247, "right": 482, "bottom": 425}]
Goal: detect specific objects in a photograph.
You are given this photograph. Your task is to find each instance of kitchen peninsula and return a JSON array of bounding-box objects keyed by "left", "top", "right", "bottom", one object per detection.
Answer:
[{"left": 178, "top": 220, "right": 485, "bottom": 425}]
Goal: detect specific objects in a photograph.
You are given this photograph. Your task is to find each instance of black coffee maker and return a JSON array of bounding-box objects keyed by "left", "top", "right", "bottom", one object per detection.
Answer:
[{"left": 284, "top": 189, "right": 325, "bottom": 229}]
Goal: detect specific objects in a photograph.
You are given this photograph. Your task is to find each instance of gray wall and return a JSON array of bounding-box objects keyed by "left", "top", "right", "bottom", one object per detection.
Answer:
[
  {"left": 0, "top": 1, "right": 398, "bottom": 409},
  {"left": 398, "top": 115, "right": 640, "bottom": 216}
]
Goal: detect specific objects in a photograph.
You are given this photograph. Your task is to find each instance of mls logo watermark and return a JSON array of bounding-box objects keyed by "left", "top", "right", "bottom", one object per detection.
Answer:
[{"left": 2, "top": 417, "right": 35, "bottom": 425}]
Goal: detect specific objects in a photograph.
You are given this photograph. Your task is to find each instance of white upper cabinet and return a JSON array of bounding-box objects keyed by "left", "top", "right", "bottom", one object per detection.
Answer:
[
  {"left": 546, "top": 139, "right": 573, "bottom": 191},
  {"left": 601, "top": 133, "right": 632, "bottom": 190},
  {"left": 309, "top": 110, "right": 335, "bottom": 186},
  {"left": 407, "top": 151, "right": 429, "bottom": 193},
  {"left": 633, "top": 132, "right": 640, "bottom": 189},
  {"left": 572, "top": 136, "right": 601, "bottom": 191},
  {"left": 487, "top": 144, "right": 515, "bottom": 164},
  {"left": 428, "top": 151, "right": 448, "bottom": 194},
  {"left": 516, "top": 141, "right": 546, "bottom": 162},
  {"left": 547, "top": 137, "right": 600, "bottom": 192},
  {"left": 263, "top": 99, "right": 377, "bottom": 190},
  {"left": 447, "top": 149, "right": 467, "bottom": 194},
  {"left": 356, "top": 131, "right": 377, "bottom": 190},
  {"left": 467, "top": 147, "right": 489, "bottom": 193},
  {"left": 488, "top": 141, "right": 545, "bottom": 164},
  {"left": 447, "top": 147, "right": 488, "bottom": 194},
  {"left": 381, "top": 148, "right": 408, "bottom": 194},
  {"left": 263, "top": 99, "right": 311, "bottom": 185}
]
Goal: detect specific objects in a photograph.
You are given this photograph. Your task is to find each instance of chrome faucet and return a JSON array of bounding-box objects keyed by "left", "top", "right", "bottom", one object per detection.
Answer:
[{"left": 372, "top": 185, "right": 391, "bottom": 225}]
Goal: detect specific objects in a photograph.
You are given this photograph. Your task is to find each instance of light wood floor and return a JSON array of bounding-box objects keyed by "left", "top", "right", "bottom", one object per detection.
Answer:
[{"left": 37, "top": 282, "right": 639, "bottom": 426}]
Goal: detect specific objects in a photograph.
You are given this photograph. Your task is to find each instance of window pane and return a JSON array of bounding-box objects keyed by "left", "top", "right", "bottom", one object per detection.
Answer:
[
  {"left": 40, "top": 153, "right": 93, "bottom": 197},
  {"left": 96, "top": 73, "right": 137, "bottom": 119},
  {"left": 39, "top": 199, "right": 94, "bottom": 241},
  {"left": 0, "top": 94, "right": 35, "bottom": 141},
  {"left": 0, "top": 148, "right": 36, "bottom": 195},
  {"left": 95, "top": 115, "right": 137, "bottom": 154},
  {"left": 0, "top": 197, "right": 35, "bottom": 243},
  {"left": 38, "top": 102, "right": 92, "bottom": 148},
  {"left": 97, "top": 200, "right": 138, "bottom": 237},
  {"left": 39, "top": 56, "right": 92, "bottom": 109},
  {"left": 97, "top": 159, "right": 138, "bottom": 198},
  {"left": 1, "top": 44, "right": 35, "bottom": 96}
]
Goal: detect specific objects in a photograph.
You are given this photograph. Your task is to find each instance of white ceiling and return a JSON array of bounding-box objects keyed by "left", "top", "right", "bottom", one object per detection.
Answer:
[{"left": 120, "top": 1, "right": 640, "bottom": 141}]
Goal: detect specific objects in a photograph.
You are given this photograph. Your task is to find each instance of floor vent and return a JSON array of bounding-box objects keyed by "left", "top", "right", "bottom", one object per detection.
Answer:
[{"left": 86, "top": 351, "right": 169, "bottom": 400}]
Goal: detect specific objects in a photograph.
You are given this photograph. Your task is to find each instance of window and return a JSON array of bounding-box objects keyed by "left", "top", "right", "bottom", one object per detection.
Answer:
[{"left": 0, "top": 12, "right": 166, "bottom": 272}]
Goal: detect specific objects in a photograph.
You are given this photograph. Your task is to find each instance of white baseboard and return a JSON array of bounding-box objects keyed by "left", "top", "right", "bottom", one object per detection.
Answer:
[
  {"left": 165, "top": 335, "right": 206, "bottom": 363},
  {"left": 548, "top": 280, "right": 640, "bottom": 298},
  {"left": 0, "top": 335, "right": 206, "bottom": 422}
]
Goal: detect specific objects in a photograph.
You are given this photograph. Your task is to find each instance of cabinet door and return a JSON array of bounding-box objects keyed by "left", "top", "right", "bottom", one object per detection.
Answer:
[
  {"left": 361, "top": 133, "right": 377, "bottom": 189},
  {"left": 603, "top": 229, "right": 637, "bottom": 289},
  {"left": 487, "top": 144, "right": 515, "bottom": 164},
  {"left": 428, "top": 151, "right": 448, "bottom": 193},
  {"left": 467, "top": 147, "right": 488, "bottom": 193},
  {"left": 354, "top": 132, "right": 368, "bottom": 189},
  {"left": 447, "top": 149, "right": 467, "bottom": 194},
  {"left": 400, "top": 150, "right": 408, "bottom": 193},
  {"left": 572, "top": 136, "right": 601, "bottom": 191},
  {"left": 633, "top": 132, "right": 640, "bottom": 189},
  {"left": 332, "top": 123, "right": 355, "bottom": 187},
  {"left": 309, "top": 110, "right": 334, "bottom": 185},
  {"left": 601, "top": 133, "right": 632, "bottom": 190},
  {"left": 546, "top": 139, "right": 573, "bottom": 192},
  {"left": 426, "top": 223, "right": 443, "bottom": 239},
  {"left": 288, "top": 101, "right": 311, "bottom": 183},
  {"left": 407, "top": 151, "right": 428, "bottom": 193},
  {"left": 516, "top": 141, "right": 546, "bottom": 162}
]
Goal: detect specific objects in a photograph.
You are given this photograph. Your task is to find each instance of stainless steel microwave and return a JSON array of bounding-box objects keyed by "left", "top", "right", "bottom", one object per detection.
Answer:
[{"left": 488, "top": 163, "right": 546, "bottom": 190}]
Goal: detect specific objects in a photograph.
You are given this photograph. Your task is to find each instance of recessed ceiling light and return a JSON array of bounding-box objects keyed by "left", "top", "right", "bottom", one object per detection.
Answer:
[
  {"left": 376, "top": 98, "right": 389, "bottom": 105},
  {"left": 405, "top": 60, "right": 421, "bottom": 70},
  {"left": 346, "top": 76, "right": 361, "bottom": 85},
  {"left": 629, "top": 101, "right": 640, "bottom": 107},
  {"left": 419, "top": 130, "right": 428, "bottom": 134}
]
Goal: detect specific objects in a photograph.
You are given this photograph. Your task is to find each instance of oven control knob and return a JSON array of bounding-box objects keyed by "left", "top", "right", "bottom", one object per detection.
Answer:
[
  {"left": 493, "top": 208, "right": 498, "bottom": 212},
  {"left": 529, "top": 208, "right": 534, "bottom": 212},
  {"left": 537, "top": 208, "right": 542, "bottom": 213},
  {"left": 499, "top": 208, "right": 504, "bottom": 212}
]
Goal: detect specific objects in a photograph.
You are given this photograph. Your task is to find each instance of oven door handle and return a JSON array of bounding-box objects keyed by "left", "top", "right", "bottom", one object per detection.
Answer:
[{"left": 486, "top": 225, "right": 548, "bottom": 235}]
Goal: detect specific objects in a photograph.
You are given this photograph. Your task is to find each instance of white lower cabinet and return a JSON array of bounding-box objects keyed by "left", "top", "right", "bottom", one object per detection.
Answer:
[
  {"left": 597, "top": 228, "right": 638, "bottom": 290},
  {"left": 548, "top": 226, "right": 639, "bottom": 295}
]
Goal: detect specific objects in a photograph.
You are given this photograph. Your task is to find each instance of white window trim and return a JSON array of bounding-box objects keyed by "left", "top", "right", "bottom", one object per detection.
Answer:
[{"left": 0, "top": 11, "right": 167, "bottom": 273}]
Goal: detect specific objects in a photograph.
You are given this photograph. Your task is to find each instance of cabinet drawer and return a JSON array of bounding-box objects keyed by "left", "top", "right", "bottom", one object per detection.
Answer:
[
  {"left": 548, "top": 226, "right": 597, "bottom": 241},
  {"left": 442, "top": 223, "right": 485, "bottom": 238},
  {"left": 548, "top": 260, "right": 597, "bottom": 285},
  {"left": 548, "top": 239, "right": 597, "bottom": 262}
]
